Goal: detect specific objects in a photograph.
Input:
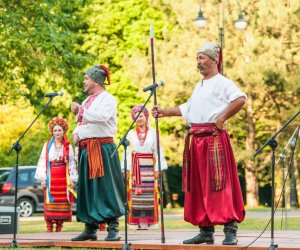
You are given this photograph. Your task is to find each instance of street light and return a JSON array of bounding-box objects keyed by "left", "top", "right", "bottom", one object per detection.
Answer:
[
  {"left": 235, "top": 12, "right": 247, "bottom": 30},
  {"left": 195, "top": 0, "right": 247, "bottom": 74},
  {"left": 194, "top": 8, "right": 207, "bottom": 28}
]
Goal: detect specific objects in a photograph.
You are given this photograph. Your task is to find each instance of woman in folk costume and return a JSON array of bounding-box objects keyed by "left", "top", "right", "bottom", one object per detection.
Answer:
[
  {"left": 35, "top": 117, "right": 78, "bottom": 232},
  {"left": 122, "top": 104, "right": 168, "bottom": 229}
]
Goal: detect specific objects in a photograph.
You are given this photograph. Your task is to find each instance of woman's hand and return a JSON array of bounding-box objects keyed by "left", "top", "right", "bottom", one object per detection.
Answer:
[
  {"left": 69, "top": 181, "right": 76, "bottom": 189},
  {"left": 41, "top": 180, "right": 46, "bottom": 188}
]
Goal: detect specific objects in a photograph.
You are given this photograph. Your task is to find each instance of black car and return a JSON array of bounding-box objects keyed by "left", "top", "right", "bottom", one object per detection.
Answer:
[
  {"left": 0, "top": 166, "right": 44, "bottom": 217},
  {"left": 0, "top": 167, "right": 11, "bottom": 176}
]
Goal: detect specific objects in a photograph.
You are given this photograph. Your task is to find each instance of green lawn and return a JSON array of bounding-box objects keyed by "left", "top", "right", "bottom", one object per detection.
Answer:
[{"left": 19, "top": 211, "right": 300, "bottom": 233}]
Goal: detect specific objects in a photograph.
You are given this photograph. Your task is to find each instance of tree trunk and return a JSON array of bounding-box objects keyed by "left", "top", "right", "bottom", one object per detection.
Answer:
[
  {"left": 245, "top": 94, "right": 259, "bottom": 207},
  {"left": 245, "top": 164, "right": 259, "bottom": 207}
]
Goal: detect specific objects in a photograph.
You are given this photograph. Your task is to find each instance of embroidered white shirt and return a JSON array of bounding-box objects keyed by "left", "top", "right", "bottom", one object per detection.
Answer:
[{"left": 73, "top": 91, "right": 117, "bottom": 139}]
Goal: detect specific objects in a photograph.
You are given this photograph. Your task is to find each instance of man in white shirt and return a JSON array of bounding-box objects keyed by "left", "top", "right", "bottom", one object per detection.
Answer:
[
  {"left": 71, "top": 65, "right": 125, "bottom": 242},
  {"left": 152, "top": 42, "right": 246, "bottom": 245}
]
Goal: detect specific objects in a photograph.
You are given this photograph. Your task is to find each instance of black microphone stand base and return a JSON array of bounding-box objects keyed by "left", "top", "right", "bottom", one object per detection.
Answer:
[
  {"left": 268, "top": 244, "right": 278, "bottom": 250},
  {"left": 10, "top": 239, "right": 18, "bottom": 248},
  {"left": 122, "top": 243, "right": 131, "bottom": 250}
]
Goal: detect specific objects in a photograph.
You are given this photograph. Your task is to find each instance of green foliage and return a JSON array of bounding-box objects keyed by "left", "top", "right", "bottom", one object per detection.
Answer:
[
  {"left": 0, "top": 99, "right": 48, "bottom": 166},
  {"left": 0, "top": 0, "right": 90, "bottom": 110},
  {"left": 165, "top": 165, "right": 184, "bottom": 206}
]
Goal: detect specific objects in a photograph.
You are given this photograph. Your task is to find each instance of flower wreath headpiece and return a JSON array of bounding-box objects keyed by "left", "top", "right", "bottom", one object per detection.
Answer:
[{"left": 48, "top": 117, "right": 69, "bottom": 134}]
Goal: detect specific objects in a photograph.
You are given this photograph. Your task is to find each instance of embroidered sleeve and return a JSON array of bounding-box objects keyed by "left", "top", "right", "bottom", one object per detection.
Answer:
[
  {"left": 77, "top": 106, "right": 84, "bottom": 122},
  {"left": 68, "top": 144, "right": 78, "bottom": 182},
  {"left": 35, "top": 143, "right": 47, "bottom": 181}
]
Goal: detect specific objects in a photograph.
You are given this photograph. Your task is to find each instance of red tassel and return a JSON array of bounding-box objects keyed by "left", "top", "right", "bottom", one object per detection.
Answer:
[
  {"left": 217, "top": 47, "right": 222, "bottom": 73},
  {"left": 100, "top": 64, "right": 111, "bottom": 84}
]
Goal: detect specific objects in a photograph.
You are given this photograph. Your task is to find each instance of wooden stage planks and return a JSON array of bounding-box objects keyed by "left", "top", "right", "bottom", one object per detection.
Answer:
[{"left": 0, "top": 230, "right": 299, "bottom": 249}]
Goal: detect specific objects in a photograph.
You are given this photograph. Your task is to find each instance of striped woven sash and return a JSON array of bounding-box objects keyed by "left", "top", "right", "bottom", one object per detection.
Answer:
[
  {"left": 79, "top": 137, "right": 114, "bottom": 179},
  {"left": 183, "top": 123, "right": 226, "bottom": 192}
]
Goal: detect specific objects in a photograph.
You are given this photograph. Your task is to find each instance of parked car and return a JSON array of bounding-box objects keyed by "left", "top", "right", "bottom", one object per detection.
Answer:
[
  {"left": 0, "top": 166, "right": 77, "bottom": 217},
  {"left": 0, "top": 166, "right": 44, "bottom": 217},
  {"left": 0, "top": 167, "right": 11, "bottom": 176}
]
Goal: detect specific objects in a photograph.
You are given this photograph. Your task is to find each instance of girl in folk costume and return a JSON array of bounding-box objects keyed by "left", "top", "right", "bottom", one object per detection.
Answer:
[
  {"left": 122, "top": 104, "right": 168, "bottom": 229},
  {"left": 35, "top": 117, "right": 78, "bottom": 232}
]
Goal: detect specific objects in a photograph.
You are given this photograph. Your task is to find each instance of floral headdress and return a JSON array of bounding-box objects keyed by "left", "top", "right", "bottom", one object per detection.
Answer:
[{"left": 48, "top": 117, "right": 69, "bottom": 134}]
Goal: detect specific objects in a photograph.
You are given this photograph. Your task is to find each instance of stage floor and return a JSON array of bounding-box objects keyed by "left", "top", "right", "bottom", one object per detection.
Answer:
[{"left": 0, "top": 229, "right": 299, "bottom": 249}]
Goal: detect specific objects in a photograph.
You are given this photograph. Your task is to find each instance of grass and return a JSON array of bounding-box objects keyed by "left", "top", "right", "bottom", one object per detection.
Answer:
[{"left": 19, "top": 208, "right": 300, "bottom": 233}]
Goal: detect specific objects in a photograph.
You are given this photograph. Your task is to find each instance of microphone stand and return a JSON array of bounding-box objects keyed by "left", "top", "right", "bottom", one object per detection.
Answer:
[
  {"left": 7, "top": 96, "right": 55, "bottom": 248},
  {"left": 253, "top": 110, "right": 300, "bottom": 250},
  {"left": 149, "top": 22, "right": 165, "bottom": 243},
  {"left": 278, "top": 124, "right": 300, "bottom": 229},
  {"left": 111, "top": 88, "right": 156, "bottom": 250},
  {"left": 288, "top": 125, "right": 299, "bottom": 208}
]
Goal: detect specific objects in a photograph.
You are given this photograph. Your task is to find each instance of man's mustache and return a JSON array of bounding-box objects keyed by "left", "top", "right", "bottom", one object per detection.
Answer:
[{"left": 197, "top": 64, "right": 203, "bottom": 70}]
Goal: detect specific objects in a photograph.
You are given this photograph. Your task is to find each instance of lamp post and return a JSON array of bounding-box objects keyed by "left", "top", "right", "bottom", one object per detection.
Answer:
[{"left": 194, "top": 0, "right": 247, "bottom": 74}]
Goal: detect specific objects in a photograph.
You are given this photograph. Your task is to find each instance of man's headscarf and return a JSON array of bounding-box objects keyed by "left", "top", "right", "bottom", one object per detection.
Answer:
[
  {"left": 131, "top": 104, "right": 149, "bottom": 120},
  {"left": 85, "top": 64, "right": 111, "bottom": 85},
  {"left": 197, "top": 42, "right": 221, "bottom": 63}
]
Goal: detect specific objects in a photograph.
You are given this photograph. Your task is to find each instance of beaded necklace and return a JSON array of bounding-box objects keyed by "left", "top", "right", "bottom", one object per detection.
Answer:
[
  {"left": 136, "top": 126, "right": 148, "bottom": 146},
  {"left": 53, "top": 141, "right": 63, "bottom": 160}
]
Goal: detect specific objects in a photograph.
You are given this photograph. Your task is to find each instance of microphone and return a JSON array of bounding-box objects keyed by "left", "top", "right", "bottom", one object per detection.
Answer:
[
  {"left": 143, "top": 80, "right": 164, "bottom": 92},
  {"left": 44, "top": 91, "right": 64, "bottom": 97}
]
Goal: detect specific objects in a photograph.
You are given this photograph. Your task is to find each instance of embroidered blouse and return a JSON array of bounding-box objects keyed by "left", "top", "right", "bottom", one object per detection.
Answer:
[
  {"left": 35, "top": 142, "right": 78, "bottom": 182},
  {"left": 121, "top": 128, "right": 168, "bottom": 171}
]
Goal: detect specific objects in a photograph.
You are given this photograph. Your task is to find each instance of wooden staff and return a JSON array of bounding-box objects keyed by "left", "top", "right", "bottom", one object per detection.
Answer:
[{"left": 150, "top": 23, "right": 165, "bottom": 243}]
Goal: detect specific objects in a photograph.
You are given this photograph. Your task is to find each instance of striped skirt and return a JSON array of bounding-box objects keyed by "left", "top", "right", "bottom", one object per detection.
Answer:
[
  {"left": 44, "top": 161, "right": 73, "bottom": 222},
  {"left": 128, "top": 153, "right": 159, "bottom": 228}
]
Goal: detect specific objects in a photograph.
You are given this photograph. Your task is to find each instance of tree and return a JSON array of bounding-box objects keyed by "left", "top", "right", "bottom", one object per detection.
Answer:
[
  {"left": 78, "top": 0, "right": 177, "bottom": 143},
  {"left": 0, "top": 0, "right": 90, "bottom": 166},
  {"left": 0, "top": 0, "right": 89, "bottom": 109}
]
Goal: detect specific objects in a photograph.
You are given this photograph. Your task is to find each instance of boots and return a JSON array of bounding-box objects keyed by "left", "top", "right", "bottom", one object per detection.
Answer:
[
  {"left": 105, "top": 218, "right": 121, "bottom": 241},
  {"left": 71, "top": 223, "right": 98, "bottom": 241},
  {"left": 56, "top": 220, "right": 63, "bottom": 232},
  {"left": 183, "top": 226, "right": 214, "bottom": 244},
  {"left": 46, "top": 220, "right": 54, "bottom": 233},
  {"left": 222, "top": 221, "right": 238, "bottom": 245}
]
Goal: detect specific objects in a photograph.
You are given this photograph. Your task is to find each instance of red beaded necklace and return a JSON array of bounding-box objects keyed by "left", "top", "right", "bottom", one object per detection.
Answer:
[{"left": 136, "top": 126, "right": 148, "bottom": 145}]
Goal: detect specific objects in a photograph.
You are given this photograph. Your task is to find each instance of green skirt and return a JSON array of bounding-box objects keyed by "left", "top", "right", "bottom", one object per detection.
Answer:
[{"left": 76, "top": 143, "right": 126, "bottom": 224}]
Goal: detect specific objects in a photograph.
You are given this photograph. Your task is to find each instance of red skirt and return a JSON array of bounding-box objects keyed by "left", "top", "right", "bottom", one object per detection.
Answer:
[
  {"left": 44, "top": 161, "right": 73, "bottom": 222},
  {"left": 184, "top": 123, "right": 245, "bottom": 227}
]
